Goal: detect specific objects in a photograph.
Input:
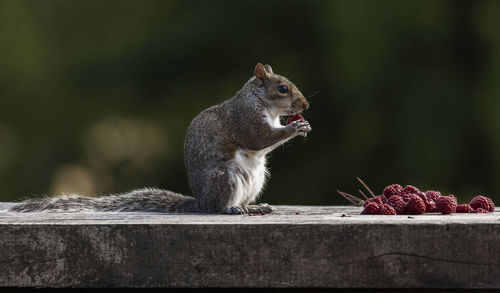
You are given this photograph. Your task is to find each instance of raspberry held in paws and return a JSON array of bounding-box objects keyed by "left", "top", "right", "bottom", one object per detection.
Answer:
[{"left": 286, "top": 114, "right": 305, "bottom": 125}]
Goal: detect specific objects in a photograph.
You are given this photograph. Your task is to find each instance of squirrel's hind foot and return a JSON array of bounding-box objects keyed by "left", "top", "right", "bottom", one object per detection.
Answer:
[
  {"left": 222, "top": 203, "right": 276, "bottom": 215},
  {"left": 222, "top": 206, "right": 248, "bottom": 214},
  {"left": 248, "top": 203, "right": 276, "bottom": 214}
]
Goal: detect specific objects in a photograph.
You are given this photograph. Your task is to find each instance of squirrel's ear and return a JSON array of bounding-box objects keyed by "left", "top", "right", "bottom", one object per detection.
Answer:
[
  {"left": 264, "top": 64, "right": 273, "bottom": 74},
  {"left": 254, "top": 63, "right": 269, "bottom": 80}
]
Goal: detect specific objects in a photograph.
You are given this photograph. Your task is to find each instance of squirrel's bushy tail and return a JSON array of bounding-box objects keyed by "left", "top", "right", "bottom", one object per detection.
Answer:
[{"left": 8, "top": 188, "right": 197, "bottom": 213}]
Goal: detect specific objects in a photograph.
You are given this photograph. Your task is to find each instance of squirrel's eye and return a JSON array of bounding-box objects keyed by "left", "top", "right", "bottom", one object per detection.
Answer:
[{"left": 278, "top": 85, "right": 288, "bottom": 94}]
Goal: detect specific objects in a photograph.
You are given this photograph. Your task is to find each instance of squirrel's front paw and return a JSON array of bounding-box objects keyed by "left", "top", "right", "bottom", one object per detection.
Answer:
[
  {"left": 287, "top": 120, "right": 312, "bottom": 137},
  {"left": 222, "top": 206, "right": 249, "bottom": 214}
]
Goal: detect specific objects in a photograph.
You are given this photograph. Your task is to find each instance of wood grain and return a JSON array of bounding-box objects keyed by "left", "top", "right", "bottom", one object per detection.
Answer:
[{"left": 1, "top": 204, "right": 499, "bottom": 288}]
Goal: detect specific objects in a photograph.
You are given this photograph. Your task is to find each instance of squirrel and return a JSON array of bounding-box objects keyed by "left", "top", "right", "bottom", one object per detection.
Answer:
[{"left": 9, "top": 63, "right": 312, "bottom": 214}]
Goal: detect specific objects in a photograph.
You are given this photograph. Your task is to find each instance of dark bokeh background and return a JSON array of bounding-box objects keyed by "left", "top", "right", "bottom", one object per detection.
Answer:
[{"left": 1, "top": 0, "right": 500, "bottom": 205}]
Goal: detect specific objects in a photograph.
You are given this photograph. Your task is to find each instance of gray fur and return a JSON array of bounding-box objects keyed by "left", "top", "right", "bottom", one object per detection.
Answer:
[
  {"left": 9, "top": 188, "right": 196, "bottom": 213},
  {"left": 9, "top": 64, "right": 311, "bottom": 214}
]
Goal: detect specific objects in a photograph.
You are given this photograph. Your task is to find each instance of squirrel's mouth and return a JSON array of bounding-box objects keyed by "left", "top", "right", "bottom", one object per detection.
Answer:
[{"left": 284, "top": 108, "right": 303, "bottom": 116}]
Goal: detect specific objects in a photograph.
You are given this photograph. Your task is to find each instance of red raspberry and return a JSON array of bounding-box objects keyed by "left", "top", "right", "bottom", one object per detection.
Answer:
[
  {"left": 456, "top": 204, "right": 474, "bottom": 213},
  {"left": 386, "top": 195, "right": 405, "bottom": 214},
  {"left": 363, "top": 196, "right": 385, "bottom": 207},
  {"left": 378, "top": 204, "right": 397, "bottom": 215},
  {"left": 403, "top": 185, "right": 421, "bottom": 194},
  {"left": 286, "top": 114, "right": 305, "bottom": 125},
  {"left": 402, "top": 185, "right": 430, "bottom": 207},
  {"left": 486, "top": 197, "right": 495, "bottom": 213},
  {"left": 474, "top": 208, "right": 489, "bottom": 213},
  {"left": 405, "top": 194, "right": 426, "bottom": 215},
  {"left": 486, "top": 197, "right": 495, "bottom": 212},
  {"left": 470, "top": 196, "right": 494, "bottom": 212},
  {"left": 382, "top": 184, "right": 403, "bottom": 198},
  {"left": 361, "top": 202, "right": 380, "bottom": 215},
  {"left": 425, "top": 190, "right": 442, "bottom": 202},
  {"left": 400, "top": 192, "right": 413, "bottom": 203},
  {"left": 412, "top": 192, "right": 435, "bottom": 212},
  {"left": 424, "top": 198, "right": 437, "bottom": 213},
  {"left": 436, "top": 195, "right": 457, "bottom": 214}
]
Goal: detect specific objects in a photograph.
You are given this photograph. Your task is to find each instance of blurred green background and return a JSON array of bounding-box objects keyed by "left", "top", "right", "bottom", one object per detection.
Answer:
[{"left": 1, "top": 0, "right": 500, "bottom": 205}]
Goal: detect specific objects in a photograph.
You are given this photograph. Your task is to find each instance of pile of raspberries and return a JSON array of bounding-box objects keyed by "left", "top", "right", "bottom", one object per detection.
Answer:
[{"left": 361, "top": 184, "right": 495, "bottom": 215}]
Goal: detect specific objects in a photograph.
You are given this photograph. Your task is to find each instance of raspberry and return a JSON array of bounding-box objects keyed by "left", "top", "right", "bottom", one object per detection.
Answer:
[
  {"left": 405, "top": 194, "right": 426, "bottom": 215},
  {"left": 411, "top": 192, "right": 435, "bottom": 212},
  {"left": 470, "top": 196, "right": 495, "bottom": 212},
  {"left": 286, "top": 114, "right": 305, "bottom": 125},
  {"left": 382, "top": 184, "right": 403, "bottom": 198},
  {"left": 436, "top": 195, "right": 457, "bottom": 214},
  {"left": 456, "top": 204, "right": 474, "bottom": 213},
  {"left": 425, "top": 190, "right": 442, "bottom": 202},
  {"left": 361, "top": 202, "right": 380, "bottom": 215},
  {"left": 487, "top": 197, "right": 495, "bottom": 212},
  {"left": 386, "top": 195, "right": 405, "bottom": 214},
  {"left": 401, "top": 185, "right": 430, "bottom": 207},
  {"left": 474, "top": 208, "right": 489, "bottom": 213},
  {"left": 378, "top": 204, "right": 397, "bottom": 215},
  {"left": 424, "top": 198, "right": 437, "bottom": 213},
  {"left": 363, "top": 196, "right": 385, "bottom": 207},
  {"left": 403, "top": 185, "right": 421, "bottom": 195},
  {"left": 400, "top": 192, "right": 413, "bottom": 203}
]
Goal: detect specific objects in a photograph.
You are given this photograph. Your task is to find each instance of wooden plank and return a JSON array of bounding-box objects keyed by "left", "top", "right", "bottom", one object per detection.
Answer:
[{"left": 0, "top": 204, "right": 499, "bottom": 288}]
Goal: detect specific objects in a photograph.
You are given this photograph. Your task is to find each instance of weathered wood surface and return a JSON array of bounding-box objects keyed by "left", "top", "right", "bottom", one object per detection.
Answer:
[{"left": 1, "top": 203, "right": 499, "bottom": 288}]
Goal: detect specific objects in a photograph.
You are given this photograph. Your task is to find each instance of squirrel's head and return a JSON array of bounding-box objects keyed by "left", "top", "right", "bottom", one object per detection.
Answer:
[{"left": 253, "top": 63, "right": 309, "bottom": 116}]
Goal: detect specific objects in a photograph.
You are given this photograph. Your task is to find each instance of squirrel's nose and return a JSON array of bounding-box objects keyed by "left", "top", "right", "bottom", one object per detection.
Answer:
[{"left": 303, "top": 99, "right": 310, "bottom": 110}]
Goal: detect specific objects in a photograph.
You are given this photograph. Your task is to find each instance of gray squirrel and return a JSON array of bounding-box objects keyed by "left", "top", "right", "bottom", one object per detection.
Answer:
[{"left": 9, "top": 63, "right": 311, "bottom": 214}]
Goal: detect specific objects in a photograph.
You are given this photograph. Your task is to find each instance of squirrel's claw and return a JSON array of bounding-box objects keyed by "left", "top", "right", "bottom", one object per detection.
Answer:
[
  {"left": 222, "top": 206, "right": 249, "bottom": 214},
  {"left": 246, "top": 203, "right": 276, "bottom": 214},
  {"left": 287, "top": 120, "right": 311, "bottom": 137},
  {"left": 222, "top": 203, "right": 276, "bottom": 215}
]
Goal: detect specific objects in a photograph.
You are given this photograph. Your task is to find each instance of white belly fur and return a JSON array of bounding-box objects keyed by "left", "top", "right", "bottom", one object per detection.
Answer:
[
  {"left": 228, "top": 149, "right": 269, "bottom": 207},
  {"left": 226, "top": 108, "right": 283, "bottom": 207}
]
